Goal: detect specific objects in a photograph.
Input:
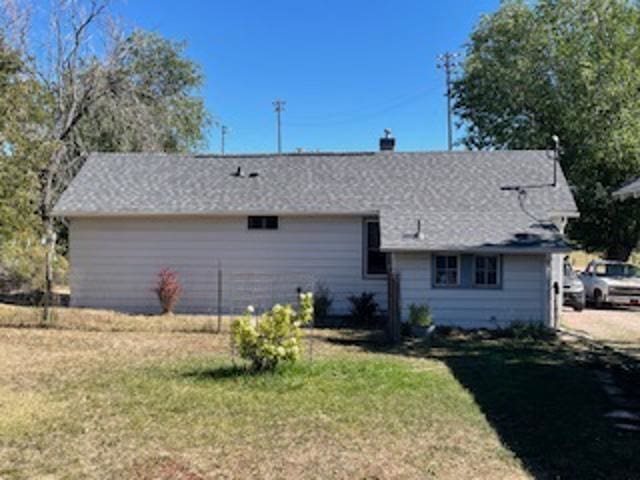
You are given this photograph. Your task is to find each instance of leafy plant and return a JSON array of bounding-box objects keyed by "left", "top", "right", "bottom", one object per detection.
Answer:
[
  {"left": 347, "top": 292, "right": 379, "bottom": 327},
  {"left": 0, "top": 233, "right": 68, "bottom": 292},
  {"left": 232, "top": 293, "right": 313, "bottom": 371},
  {"left": 497, "top": 321, "right": 555, "bottom": 341},
  {"left": 313, "top": 283, "right": 333, "bottom": 322},
  {"left": 409, "top": 304, "right": 432, "bottom": 327},
  {"left": 154, "top": 268, "right": 182, "bottom": 314}
]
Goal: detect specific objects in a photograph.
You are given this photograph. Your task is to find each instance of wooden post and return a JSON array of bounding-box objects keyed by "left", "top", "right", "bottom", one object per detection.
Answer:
[
  {"left": 217, "top": 264, "right": 223, "bottom": 333},
  {"left": 387, "top": 272, "right": 401, "bottom": 344}
]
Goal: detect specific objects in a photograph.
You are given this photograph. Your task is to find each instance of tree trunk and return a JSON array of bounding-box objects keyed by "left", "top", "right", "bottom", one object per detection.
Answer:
[{"left": 42, "top": 216, "right": 55, "bottom": 323}]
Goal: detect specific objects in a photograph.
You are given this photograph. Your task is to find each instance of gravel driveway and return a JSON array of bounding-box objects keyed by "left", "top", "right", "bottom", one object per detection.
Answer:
[{"left": 562, "top": 307, "right": 640, "bottom": 358}]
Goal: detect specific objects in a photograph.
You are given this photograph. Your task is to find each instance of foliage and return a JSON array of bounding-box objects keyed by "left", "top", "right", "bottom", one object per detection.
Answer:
[
  {"left": 313, "top": 283, "right": 333, "bottom": 322},
  {"left": 232, "top": 293, "right": 313, "bottom": 371},
  {"left": 0, "top": 37, "right": 51, "bottom": 248},
  {"left": 453, "top": 0, "right": 640, "bottom": 260},
  {"left": 408, "top": 304, "right": 433, "bottom": 327},
  {"left": 497, "top": 321, "right": 555, "bottom": 341},
  {"left": 0, "top": 232, "right": 68, "bottom": 292},
  {"left": 347, "top": 292, "right": 379, "bottom": 327},
  {"left": 154, "top": 269, "right": 182, "bottom": 314}
]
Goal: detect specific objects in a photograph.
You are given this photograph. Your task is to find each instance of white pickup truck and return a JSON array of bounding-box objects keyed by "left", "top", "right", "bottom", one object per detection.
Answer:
[{"left": 580, "top": 260, "right": 640, "bottom": 308}]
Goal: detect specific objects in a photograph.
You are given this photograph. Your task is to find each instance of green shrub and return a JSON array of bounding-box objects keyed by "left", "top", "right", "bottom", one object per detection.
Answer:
[
  {"left": 408, "top": 304, "right": 432, "bottom": 327},
  {"left": 313, "top": 283, "right": 333, "bottom": 322},
  {"left": 0, "top": 233, "right": 68, "bottom": 292},
  {"left": 497, "top": 321, "right": 555, "bottom": 340},
  {"left": 232, "top": 292, "right": 313, "bottom": 371},
  {"left": 347, "top": 292, "right": 379, "bottom": 327}
]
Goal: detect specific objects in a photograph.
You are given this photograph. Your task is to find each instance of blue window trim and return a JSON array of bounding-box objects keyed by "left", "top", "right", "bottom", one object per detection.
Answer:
[
  {"left": 432, "top": 254, "right": 461, "bottom": 288},
  {"left": 431, "top": 253, "right": 503, "bottom": 290},
  {"left": 472, "top": 254, "right": 502, "bottom": 289}
]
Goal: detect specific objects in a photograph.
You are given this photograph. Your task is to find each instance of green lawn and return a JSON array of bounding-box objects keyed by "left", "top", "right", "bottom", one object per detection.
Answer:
[{"left": 1, "top": 304, "right": 639, "bottom": 479}]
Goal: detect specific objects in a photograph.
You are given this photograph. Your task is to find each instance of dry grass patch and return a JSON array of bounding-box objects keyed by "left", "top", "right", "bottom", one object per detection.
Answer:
[{"left": 0, "top": 304, "right": 527, "bottom": 480}]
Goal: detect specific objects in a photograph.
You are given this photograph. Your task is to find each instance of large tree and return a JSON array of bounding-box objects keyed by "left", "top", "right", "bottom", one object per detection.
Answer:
[
  {"left": 453, "top": 0, "right": 640, "bottom": 260},
  {"left": 0, "top": 0, "right": 210, "bottom": 313}
]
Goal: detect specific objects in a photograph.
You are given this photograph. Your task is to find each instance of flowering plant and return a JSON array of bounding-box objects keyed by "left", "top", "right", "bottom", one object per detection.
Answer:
[{"left": 231, "top": 292, "right": 313, "bottom": 370}]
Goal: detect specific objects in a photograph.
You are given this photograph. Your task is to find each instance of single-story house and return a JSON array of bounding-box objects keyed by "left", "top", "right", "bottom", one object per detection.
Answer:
[
  {"left": 53, "top": 138, "right": 579, "bottom": 328},
  {"left": 613, "top": 177, "right": 640, "bottom": 200}
]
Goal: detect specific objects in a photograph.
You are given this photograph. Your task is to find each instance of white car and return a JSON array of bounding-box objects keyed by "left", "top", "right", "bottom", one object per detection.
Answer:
[{"left": 580, "top": 260, "right": 640, "bottom": 308}]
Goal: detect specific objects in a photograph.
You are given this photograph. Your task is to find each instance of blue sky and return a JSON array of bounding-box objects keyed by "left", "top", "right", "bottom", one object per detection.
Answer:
[{"left": 111, "top": 0, "right": 500, "bottom": 154}]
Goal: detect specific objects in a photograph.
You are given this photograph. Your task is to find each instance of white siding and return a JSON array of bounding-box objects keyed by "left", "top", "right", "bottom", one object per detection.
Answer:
[
  {"left": 394, "top": 252, "right": 549, "bottom": 328},
  {"left": 69, "top": 216, "right": 387, "bottom": 314}
]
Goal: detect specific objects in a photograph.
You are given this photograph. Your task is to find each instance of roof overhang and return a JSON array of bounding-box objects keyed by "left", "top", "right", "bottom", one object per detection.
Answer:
[
  {"left": 53, "top": 209, "right": 380, "bottom": 218},
  {"left": 382, "top": 245, "right": 574, "bottom": 254}
]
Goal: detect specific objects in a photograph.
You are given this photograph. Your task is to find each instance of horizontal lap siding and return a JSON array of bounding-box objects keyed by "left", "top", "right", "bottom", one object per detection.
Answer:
[
  {"left": 70, "top": 216, "right": 387, "bottom": 314},
  {"left": 395, "top": 253, "right": 546, "bottom": 328}
]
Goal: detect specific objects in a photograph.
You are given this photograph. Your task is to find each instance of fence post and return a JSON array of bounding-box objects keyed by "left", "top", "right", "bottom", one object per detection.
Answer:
[
  {"left": 217, "top": 263, "right": 222, "bottom": 333},
  {"left": 387, "top": 272, "right": 401, "bottom": 344}
]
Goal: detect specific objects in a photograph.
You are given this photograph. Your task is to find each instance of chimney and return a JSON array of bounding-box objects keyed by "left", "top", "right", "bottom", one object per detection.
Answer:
[{"left": 379, "top": 128, "right": 395, "bottom": 151}]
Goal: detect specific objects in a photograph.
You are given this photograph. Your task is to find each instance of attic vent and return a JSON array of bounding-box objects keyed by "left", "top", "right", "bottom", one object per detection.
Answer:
[{"left": 233, "top": 166, "right": 244, "bottom": 177}]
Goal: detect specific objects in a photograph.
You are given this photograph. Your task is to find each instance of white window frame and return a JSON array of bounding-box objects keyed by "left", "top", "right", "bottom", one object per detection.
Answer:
[
  {"left": 363, "top": 218, "right": 388, "bottom": 278},
  {"left": 434, "top": 254, "right": 460, "bottom": 287},
  {"left": 473, "top": 254, "right": 501, "bottom": 288}
]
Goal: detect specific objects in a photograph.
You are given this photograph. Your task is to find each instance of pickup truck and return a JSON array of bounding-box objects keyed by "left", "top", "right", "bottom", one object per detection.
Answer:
[
  {"left": 580, "top": 260, "right": 640, "bottom": 308},
  {"left": 563, "top": 259, "right": 585, "bottom": 311}
]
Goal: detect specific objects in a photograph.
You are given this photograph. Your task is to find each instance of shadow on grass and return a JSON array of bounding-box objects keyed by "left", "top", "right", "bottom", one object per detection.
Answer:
[
  {"left": 327, "top": 329, "right": 640, "bottom": 479},
  {"left": 181, "top": 364, "right": 258, "bottom": 381}
]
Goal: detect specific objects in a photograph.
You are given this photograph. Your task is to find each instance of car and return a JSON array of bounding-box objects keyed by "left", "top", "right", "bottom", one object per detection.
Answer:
[
  {"left": 563, "top": 259, "right": 585, "bottom": 311},
  {"left": 580, "top": 260, "right": 640, "bottom": 308}
]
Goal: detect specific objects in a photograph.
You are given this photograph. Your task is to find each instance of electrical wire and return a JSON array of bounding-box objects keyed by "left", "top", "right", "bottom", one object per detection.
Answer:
[{"left": 286, "top": 85, "right": 441, "bottom": 128}]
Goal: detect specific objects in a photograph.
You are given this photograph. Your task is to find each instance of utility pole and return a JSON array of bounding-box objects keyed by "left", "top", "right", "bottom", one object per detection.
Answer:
[
  {"left": 220, "top": 125, "right": 228, "bottom": 155},
  {"left": 272, "top": 99, "right": 286, "bottom": 153},
  {"left": 437, "top": 52, "right": 460, "bottom": 151}
]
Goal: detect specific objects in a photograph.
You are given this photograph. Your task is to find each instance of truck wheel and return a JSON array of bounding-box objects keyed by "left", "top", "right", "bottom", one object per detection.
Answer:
[
  {"left": 573, "top": 301, "right": 584, "bottom": 312},
  {"left": 593, "top": 290, "right": 603, "bottom": 309}
]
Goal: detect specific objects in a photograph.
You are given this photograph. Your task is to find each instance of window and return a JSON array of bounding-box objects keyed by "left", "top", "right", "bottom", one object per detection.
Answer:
[
  {"left": 474, "top": 255, "right": 500, "bottom": 287},
  {"left": 365, "top": 220, "right": 388, "bottom": 275},
  {"left": 434, "top": 255, "right": 459, "bottom": 286},
  {"left": 248, "top": 216, "right": 278, "bottom": 230}
]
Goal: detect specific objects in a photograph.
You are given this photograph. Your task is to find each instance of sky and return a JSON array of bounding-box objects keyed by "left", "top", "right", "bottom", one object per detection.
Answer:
[{"left": 109, "top": 0, "right": 501, "bottom": 154}]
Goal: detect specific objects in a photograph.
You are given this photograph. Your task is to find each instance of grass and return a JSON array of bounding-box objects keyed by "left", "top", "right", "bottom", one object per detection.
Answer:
[{"left": 1, "top": 304, "right": 640, "bottom": 479}]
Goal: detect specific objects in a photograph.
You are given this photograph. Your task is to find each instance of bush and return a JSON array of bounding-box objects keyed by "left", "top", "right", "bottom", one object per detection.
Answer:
[
  {"left": 232, "top": 292, "right": 313, "bottom": 371},
  {"left": 313, "top": 283, "right": 333, "bottom": 323},
  {"left": 497, "top": 321, "right": 555, "bottom": 340},
  {"left": 347, "top": 292, "right": 379, "bottom": 327},
  {"left": 0, "top": 233, "right": 68, "bottom": 292},
  {"left": 409, "top": 304, "right": 432, "bottom": 327},
  {"left": 154, "top": 268, "right": 182, "bottom": 314}
]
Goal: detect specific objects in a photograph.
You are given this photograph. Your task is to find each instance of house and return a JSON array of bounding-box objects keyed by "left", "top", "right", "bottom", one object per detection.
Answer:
[
  {"left": 52, "top": 137, "right": 578, "bottom": 328},
  {"left": 613, "top": 177, "right": 640, "bottom": 200}
]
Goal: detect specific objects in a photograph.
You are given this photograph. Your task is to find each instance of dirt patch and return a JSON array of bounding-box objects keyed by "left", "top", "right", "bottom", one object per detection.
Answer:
[{"left": 561, "top": 307, "right": 640, "bottom": 358}]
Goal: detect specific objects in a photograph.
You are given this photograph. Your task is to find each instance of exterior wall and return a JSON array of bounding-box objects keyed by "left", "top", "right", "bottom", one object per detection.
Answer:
[
  {"left": 69, "top": 215, "right": 387, "bottom": 314},
  {"left": 393, "top": 252, "right": 549, "bottom": 328}
]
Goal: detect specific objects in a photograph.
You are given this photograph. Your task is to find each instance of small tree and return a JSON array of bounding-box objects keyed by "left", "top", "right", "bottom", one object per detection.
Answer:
[
  {"left": 232, "top": 293, "right": 313, "bottom": 371},
  {"left": 154, "top": 268, "right": 182, "bottom": 314}
]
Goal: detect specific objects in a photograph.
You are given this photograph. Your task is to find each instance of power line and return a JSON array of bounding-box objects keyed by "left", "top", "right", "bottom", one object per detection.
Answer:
[
  {"left": 286, "top": 86, "right": 439, "bottom": 128},
  {"left": 273, "top": 99, "right": 286, "bottom": 153},
  {"left": 437, "top": 51, "right": 461, "bottom": 151}
]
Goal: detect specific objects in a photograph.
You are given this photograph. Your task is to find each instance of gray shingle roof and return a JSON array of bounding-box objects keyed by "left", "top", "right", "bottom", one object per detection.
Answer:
[
  {"left": 53, "top": 150, "right": 578, "bottom": 251},
  {"left": 613, "top": 177, "right": 640, "bottom": 200}
]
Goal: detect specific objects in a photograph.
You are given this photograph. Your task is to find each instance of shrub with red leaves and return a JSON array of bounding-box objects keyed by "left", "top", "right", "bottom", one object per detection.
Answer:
[{"left": 154, "top": 268, "right": 182, "bottom": 314}]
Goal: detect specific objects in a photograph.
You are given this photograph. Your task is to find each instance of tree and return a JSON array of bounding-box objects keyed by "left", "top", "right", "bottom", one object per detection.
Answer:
[
  {"left": 0, "top": 0, "right": 210, "bottom": 318},
  {"left": 453, "top": 0, "right": 640, "bottom": 260}
]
